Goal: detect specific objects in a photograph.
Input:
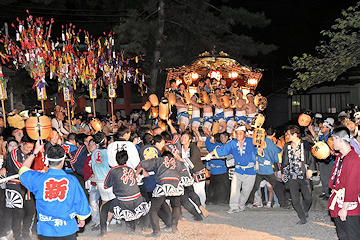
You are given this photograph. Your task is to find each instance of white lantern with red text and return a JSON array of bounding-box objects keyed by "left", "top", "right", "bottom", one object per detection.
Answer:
[
  {"left": 228, "top": 71, "right": 238, "bottom": 79},
  {"left": 208, "top": 70, "right": 222, "bottom": 81}
]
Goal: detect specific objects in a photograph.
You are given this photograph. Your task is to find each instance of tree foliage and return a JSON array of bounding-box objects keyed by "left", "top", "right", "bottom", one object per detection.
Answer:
[
  {"left": 287, "top": 2, "right": 360, "bottom": 95},
  {"left": 114, "top": 0, "right": 277, "bottom": 93}
]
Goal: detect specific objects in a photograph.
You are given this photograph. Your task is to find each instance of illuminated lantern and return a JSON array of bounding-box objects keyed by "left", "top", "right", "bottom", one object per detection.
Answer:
[
  {"left": 248, "top": 78, "right": 258, "bottom": 88},
  {"left": 90, "top": 118, "right": 102, "bottom": 132},
  {"left": 158, "top": 120, "right": 167, "bottom": 132},
  {"left": 175, "top": 78, "right": 182, "bottom": 86},
  {"left": 252, "top": 128, "right": 266, "bottom": 146},
  {"left": 209, "top": 93, "right": 217, "bottom": 105},
  {"left": 220, "top": 96, "right": 230, "bottom": 108},
  {"left": 199, "top": 91, "right": 209, "bottom": 104},
  {"left": 142, "top": 101, "right": 152, "bottom": 111},
  {"left": 312, "top": 141, "right": 330, "bottom": 160},
  {"left": 25, "top": 115, "right": 52, "bottom": 140},
  {"left": 168, "top": 93, "right": 176, "bottom": 105},
  {"left": 298, "top": 113, "right": 311, "bottom": 127},
  {"left": 250, "top": 113, "right": 265, "bottom": 129},
  {"left": 208, "top": 70, "right": 222, "bottom": 81},
  {"left": 190, "top": 72, "right": 199, "bottom": 81},
  {"left": 149, "top": 94, "right": 159, "bottom": 107},
  {"left": 159, "top": 99, "right": 169, "bottom": 120},
  {"left": 228, "top": 71, "right": 238, "bottom": 79},
  {"left": 150, "top": 107, "right": 159, "bottom": 118}
]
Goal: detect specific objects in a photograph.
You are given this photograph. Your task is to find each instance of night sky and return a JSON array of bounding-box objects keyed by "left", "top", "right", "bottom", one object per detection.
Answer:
[{"left": 1, "top": 0, "right": 360, "bottom": 95}]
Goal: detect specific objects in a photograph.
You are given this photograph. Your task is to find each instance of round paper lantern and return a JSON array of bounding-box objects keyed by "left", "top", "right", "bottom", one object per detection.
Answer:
[
  {"left": 190, "top": 72, "right": 199, "bottom": 81},
  {"left": 25, "top": 115, "right": 52, "bottom": 140},
  {"left": 8, "top": 114, "right": 25, "bottom": 129},
  {"left": 312, "top": 141, "right": 330, "bottom": 160},
  {"left": 208, "top": 70, "right": 222, "bottom": 81},
  {"left": 209, "top": 93, "right": 217, "bottom": 105},
  {"left": 298, "top": 113, "right": 311, "bottom": 127},
  {"left": 199, "top": 91, "right": 209, "bottom": 104},
  {"left": 228, "top": 71, "right": 238, "bottom": 79},
  {"left": 90, "top": 118, "right": 102, "bottom": 132},
  {"left": 142, "top": 101, "right": 152, "bottom": 111},
  {"left": 149, "top": 94, "right": 159, "bottom": 107}
]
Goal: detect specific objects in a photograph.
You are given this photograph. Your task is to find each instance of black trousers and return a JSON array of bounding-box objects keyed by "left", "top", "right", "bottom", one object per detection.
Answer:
[
  {"left": 334, "top": 216, "right": 360, "bottom": 240},
  {"left": 0, "top": 188, "right": 11, "bottom": 237},
  {"left": 207, "top": 173, "right": 229, "bottom": 204},
  {"left": 288, "top": 178, "right": 312, "bottom": 221},
  {"left": 247, "top": 174, "right": 277, "bottom": 204},
  {"left": 318, "top": 162, "right": 334, "bottom": 197},
  {"left": 180, "top": 186, "right": 202, "bottom": 219},
  {"left": 149, "top": 196, "right": 181, "bottom": 233}
]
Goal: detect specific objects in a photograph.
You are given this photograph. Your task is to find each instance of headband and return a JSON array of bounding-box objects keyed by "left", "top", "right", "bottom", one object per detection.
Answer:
[
  {"left": 235, "top": 125, "right": 246, "bottom": 132},
  {"left": 45, "top": 155, "right": 66, "bottom": 166}
]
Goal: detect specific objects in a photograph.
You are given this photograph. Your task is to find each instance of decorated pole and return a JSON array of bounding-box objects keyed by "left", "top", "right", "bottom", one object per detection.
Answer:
[
  {"left": 0, "top": 66, "right": 7, "bottom": 127},
  {"left": 108, "top": 83, "right": 116, "bottom": 134},
  {"left": 63, "top": 87, "right": 72, "bottom": 133},
  {"left": 89, "top": 83, "right": 97, "bottom": 117}
]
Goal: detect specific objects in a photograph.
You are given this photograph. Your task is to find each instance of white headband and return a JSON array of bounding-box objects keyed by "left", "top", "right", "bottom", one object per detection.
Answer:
[
  {"left": 45, "top": 155, "right": 66, "bottom": 166},
  {"left": 235, "top": 125, "right": 246, "bottom": 132}
]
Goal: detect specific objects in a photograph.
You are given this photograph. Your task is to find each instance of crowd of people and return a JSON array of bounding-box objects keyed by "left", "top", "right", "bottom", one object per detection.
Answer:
[{"left": 0, "top": 83, "right": 359, "bottom": 239}]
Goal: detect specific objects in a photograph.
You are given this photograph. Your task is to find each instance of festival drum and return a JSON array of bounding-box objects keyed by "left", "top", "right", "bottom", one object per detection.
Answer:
[
  {"left": 312, "top": 141, "right": 331, "bottom": 160},
  {"left": 168, "top": 93, "right": 176, "bottom": 105},
  {"left": 183, "top": 91, "right": 191, "bottom": 104},
  {"left": 199, "top": 91, "right": 209, "bottom": 104},
  {"left": 90, "top": 118, "right": 102, "bottom": 132},
  {"left": 25, "top": 115, "right": 52, "bottom": 140},
  {"left": 212, "top": 121, "right": 220, "bottom": 135},
  {"left": 250, "top": 113, "right": 265, "bottom": 128},
  {"left": 252, "top": 127, "right": 266, "bottom": 146},
  {"left": 159, "top": 100, "right": 169, "bottom": 120},
  {"left": 298, "top": 113, "right": 311, "bottom": 127},
  {"left": 209, "top": 93, "right": 217, "bottom": 105},
  {"left": 220, "top": 96, "right": 230, "bottom": 108},
  {"left": 142, "top": 101, "right": 152, "bottom": 111},
  {"left": 150, "top": 107, "right": 159, "bottom": 118},
  {"left": 149, "top": 94, "right": 159, "bottom": 107}
]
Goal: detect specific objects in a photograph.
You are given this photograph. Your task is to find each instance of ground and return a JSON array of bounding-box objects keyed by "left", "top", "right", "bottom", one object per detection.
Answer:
[{"left": 77, "top": 183, "right": 338, "bottom": 240}]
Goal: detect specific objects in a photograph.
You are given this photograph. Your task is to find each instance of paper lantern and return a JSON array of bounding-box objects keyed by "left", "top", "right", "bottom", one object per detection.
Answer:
[
  {"left": 208, "top": 70, "right": 222, "bottom": 81},
  {"left": 8, "top": 114, "right": 25, "bottom": 129},
  {"left": 25, "top": 115, "right": 52, "bottom": 140},
  {"left": 248, "top": 78, "right": 258, "bottom": 88},
  {"left": 252, "top": 127, "right": 266, "bottom": 146},
  {"left": 298, "top": 113, "right": 311, "bottom": 127},
  {"left": 228, "top": 71, "right": 238, "bottom": 79},
  {"left": 168, "top": 93, "right": 176, "bottom": 105},
  {"left": 142, "top": 101, "right": 152, "bottom": 111},
  {"left": 190, "top": 72, "right": 199, "bottom": 81},
  {"left": 220, "top": 96, "right": 230, "bottom": 108},
  {"left": 209, "top": 93, "right": 217, "bottom": 105},
  {"left": 149, "top": 94, "right": 159, "bottom": 107},
  {"left": 90, "top": 118, "right": 102, "bottom": 132},
  {"left": 199, "top": 91, "right": 209, "bottom": 104},
  {"left": 159, "top": 100, "right": 169, "bottom": 120},
  {"left": 312, "top": 141, "right": 330, "bottom": 160},
  {"left": 251, "top": 113, "right": 265, "bottom": 129},
  {"left": 150, "top": 107, "right": 159, "bottom": 118},
  {"left": 212, "top": 121, "right": 220, "bottom": 134},
  {"left": 158, "top": 120, "right": 167, "bottom": 132}
]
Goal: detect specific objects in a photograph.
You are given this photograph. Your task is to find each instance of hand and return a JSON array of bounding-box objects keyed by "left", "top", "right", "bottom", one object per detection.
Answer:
[
  {"left": 281, "top": 174, "right": 285, "bottom": 182},
  {"left": 77, "top": 219, "right": 85, "bottom": 228},
  {"left": 338, "top": 208, "right": 348, "bottom": 221},
  {"left": 142, "top": 168, "right": 150, "bottom": 178},
  {"left": 204, "top": 153, "right": 213, "bottom": 161},
  {"left": 306, "top": 169, "right": 313, "bottom": 179},
  {"left": 34, "top": 140, "right": 45, "bottom": 155}
]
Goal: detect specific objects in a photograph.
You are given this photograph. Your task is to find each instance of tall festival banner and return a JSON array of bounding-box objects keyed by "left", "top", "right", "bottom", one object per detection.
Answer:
[
  {"left": 89, "top": 83, "right": 97, "bottom": 117},
  {"left": 0, "top": 66, "right": 7, "bottom": 127},
  {"left": 63, "top": 87, "right": 72, "bottom": 132}
]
